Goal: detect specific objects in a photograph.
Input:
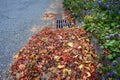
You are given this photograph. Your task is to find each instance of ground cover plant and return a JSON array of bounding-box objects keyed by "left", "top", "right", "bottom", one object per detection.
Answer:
[{"left": 63, "top": 0, "right": 120, "bottom": 79}]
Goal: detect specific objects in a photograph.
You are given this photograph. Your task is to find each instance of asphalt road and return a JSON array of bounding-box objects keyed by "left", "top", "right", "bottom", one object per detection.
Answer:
[{"left": 0, "top": 0, "right": 51, "bottom": 79}]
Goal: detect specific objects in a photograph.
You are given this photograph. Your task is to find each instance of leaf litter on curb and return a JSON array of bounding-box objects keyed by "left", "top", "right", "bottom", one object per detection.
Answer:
[
  {"left": 42, "top": 12, "right": 55, "bottom": 20},
  {"left": 10, "top": 27, "right": 98, "bottom": 80}
]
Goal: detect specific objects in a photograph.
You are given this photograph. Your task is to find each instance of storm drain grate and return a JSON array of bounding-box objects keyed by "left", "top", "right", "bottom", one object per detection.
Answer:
[{"left": 56, "top": 19, "right": 71, "bottom": 28}]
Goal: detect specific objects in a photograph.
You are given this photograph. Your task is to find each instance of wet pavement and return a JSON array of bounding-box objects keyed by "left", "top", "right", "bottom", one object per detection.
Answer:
[{"left": 0, "top": 0, "right": 54, "bottom": 79}]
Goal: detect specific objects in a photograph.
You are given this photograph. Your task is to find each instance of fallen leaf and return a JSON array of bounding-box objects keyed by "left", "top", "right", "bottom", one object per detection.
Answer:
[
  {"left": 63, "top": 68, "right": 72, "bottom": 75},
  {"left": 78, "top": 64, "right": 84, "bottom": 70},
  {"left": 57, "top": 64, "right": 65, "bottom": 69},
  {"left": 30, "top": 53, "right": 35, "bottom": 58},
  {"left": 34, "top": 77, "right": 40, "bottom": 80},
  {"left": 78, "top": 46, "right": 82, "bottom": 49},
  {"left": 39, "top": 49, "right": 47, "bottom": 54},
  {"left": 47, "top": 46, "right": 55, "bottom": 49},
  {"left": 54, "top": 56, "right": 60, "bottom": 61},
  {"left": 63, "top": 48, "right": 72, "bottom": 53},
  {"left": 40, "top": 37, "right": 48, "bottom": 42},
  {"left": 57, "top": 35, "right": 62, "bottom": 39},
  {"left": 19, "top": 64, "right": 25, "bottom": 70},
  {"left": 86, "top": 71, "right": 91, "bottom": 77},
  {"left": 13, "top": 54, "right": 19, "bottom": 59},
  {"left": 67, "top": 42, "right": 73, "bottom": 47}
]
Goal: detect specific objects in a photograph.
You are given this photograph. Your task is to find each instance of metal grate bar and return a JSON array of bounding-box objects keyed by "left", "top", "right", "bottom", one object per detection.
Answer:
[{"left": 56, "top": 19, "right": 71, "bottom": 28}]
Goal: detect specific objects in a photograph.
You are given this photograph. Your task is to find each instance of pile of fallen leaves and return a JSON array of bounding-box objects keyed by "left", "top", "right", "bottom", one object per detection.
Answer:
[{"left": 11, "top": 27, "right": 98, "bottom": 80}]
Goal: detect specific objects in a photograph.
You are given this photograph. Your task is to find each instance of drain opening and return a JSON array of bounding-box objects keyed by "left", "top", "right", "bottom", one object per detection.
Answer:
[{"left": 56, "top": 19, "right": 71, "bottom": 28}]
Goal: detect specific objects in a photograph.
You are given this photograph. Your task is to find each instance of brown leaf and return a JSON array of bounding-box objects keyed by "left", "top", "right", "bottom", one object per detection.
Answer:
[{"left": 39, "top": 49, "right": 47, "bottom": 54}]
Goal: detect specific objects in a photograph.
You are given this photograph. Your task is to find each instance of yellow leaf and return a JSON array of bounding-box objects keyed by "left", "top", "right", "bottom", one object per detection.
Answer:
[
  {"left": 108, "top": 78, "right": 112, "bottom": 80},
  {"left": 63, "top": 68, "right": 71, "bottom": 75},
  {"left": 41, "top": 37, "right": 48, "bottom": 42},
  {"left": 74, "top": 55, "right": 79, "bottom": 58},
  {"left": 78, "top": 64, "right": 84, "bottom": 70},
  {"left": 86, "top": 71, "right": 91, "bottom": 77},
  {"left": 54, "top": 56, "right": 60, "bottom": 61},
  {"left": 85, "top": 15, "right": 92, "bottom": 19},
  {"left": 57, "top": 64, "right": 65, "bottom": 69},
  {"left": 78, "top": 46, "right": 82, "bottom": 49},
  {"left": 63, "top": 48, "right": 72, "bottom": 53},
  {"left": 84, "top": 61, "right": 91, "bottom": 63},
  {"left": 13, "top": 54, "right": 19, "bottom": 59},
  {"left": 30, "top": 53, "right": 35, "bottom": 58},
  {"left": 67, "top": 42, "right": 73, "bottom": 47},
  {"left": 86, "top": 39, "right": 90, "bottom": 42}
]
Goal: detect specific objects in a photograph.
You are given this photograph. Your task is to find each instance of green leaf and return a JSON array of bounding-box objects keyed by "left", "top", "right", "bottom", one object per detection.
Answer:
[
  {"left": 111, "top": 23, "right": 116, "bottom": 27},
  {"left": 107, "top": 54, "right": 113, "bottom": 60}
]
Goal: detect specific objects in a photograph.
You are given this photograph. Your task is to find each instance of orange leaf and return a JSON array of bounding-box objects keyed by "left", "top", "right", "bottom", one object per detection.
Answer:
[
  {"left": 34, "top": 77, "right": 40, "bottom": 80},
  {"left": 19, "top": 64, "right": 25, "bottom": 70},
  {"left": 39, "top": 49, "right": 47, "bottom": 54}
]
